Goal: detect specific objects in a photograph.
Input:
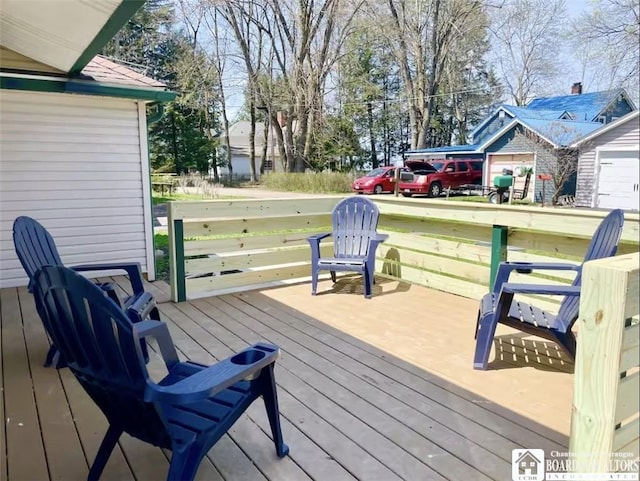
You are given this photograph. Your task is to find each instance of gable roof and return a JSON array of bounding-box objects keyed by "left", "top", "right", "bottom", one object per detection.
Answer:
[
  {"left": 527, "top": 89, "right": 625, "bottom": 122},
  {"left": 570, "top": 110, "right": 640, "bottom": 147},
  {"left": 80, "top": 55, "right": 167, "bottom": 88},
  {"left": 476, "top": 116, "right": 602, "bottom": 151},
  {"left": 502, "top": 105, "right": 570, "bottom": 120},
  {"left": 0, "top": 0, "right": 145, "bottom": 74},
  {"left": 1, "top": 54, "right": 175, "bottom": 102},
  {"left": 518, "top": 118, "right": 602, "bottom": 147}
]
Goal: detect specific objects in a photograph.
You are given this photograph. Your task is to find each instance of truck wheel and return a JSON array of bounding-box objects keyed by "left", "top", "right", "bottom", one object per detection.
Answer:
[{"left": 428, "top": 182, "right": 442, "bottom": 198}]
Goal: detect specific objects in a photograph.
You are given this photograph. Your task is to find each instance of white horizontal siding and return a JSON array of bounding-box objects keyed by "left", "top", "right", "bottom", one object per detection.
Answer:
[
  {"left": 0, "top": 90, "right": 152, "bottom": 288},
  {"left": 575, "top": 118, "right": 640, "bottom": 208}
]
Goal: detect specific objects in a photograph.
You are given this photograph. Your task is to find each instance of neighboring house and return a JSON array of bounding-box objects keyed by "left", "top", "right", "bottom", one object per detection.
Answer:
[
  {"left": 217, "top": 120, "right": 280, "bottom": 179},
  {"left": 403, "top": 84, "right": 637, "bottom": 201},
  {"left": 572, "top": 110, "right": 639, "bottom": 211},
  {"left": 0, "top": 2, "right": 176, "bottom": 288}
]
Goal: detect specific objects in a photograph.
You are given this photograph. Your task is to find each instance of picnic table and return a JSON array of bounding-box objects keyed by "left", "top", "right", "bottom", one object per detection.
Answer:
[{"left": 152, "top": 182, "right": 174, "bottom": 195}]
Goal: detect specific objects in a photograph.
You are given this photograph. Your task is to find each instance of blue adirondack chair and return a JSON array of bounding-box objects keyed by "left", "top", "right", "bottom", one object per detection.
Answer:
[
  {"left": 13, "top": 216, "right": 159, "bottom": 367},
  {"left": 32, "top": 265, "right": 289, "bottom": 481},
  {"left": 308, "top": 197, "right": 388, "bottom": 298},
  {"left": 473, "top": 209, "right": 625, "bottom": 370}
]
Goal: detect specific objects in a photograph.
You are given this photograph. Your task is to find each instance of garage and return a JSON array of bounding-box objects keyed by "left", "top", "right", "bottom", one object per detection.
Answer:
[
  {"left": 596, "top": 149, "right": 640, "bottom": 211},
  {"left": 574, "top": 111, "right": 639, "bottom": 210},
  {"left": 486, "top": 153, "right": 535, "bottom": 200}
]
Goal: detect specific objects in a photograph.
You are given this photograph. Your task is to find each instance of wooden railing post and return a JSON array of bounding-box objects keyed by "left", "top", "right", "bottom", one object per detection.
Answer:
[
  {"left": 167, "top": 203, "right": 186, "bottom": 302},
  {"left": 570, "top": 253, "right": 640, "bottom": 473},
  {"left": 490, "top": 224, "right": 508, "bottom": 289}
]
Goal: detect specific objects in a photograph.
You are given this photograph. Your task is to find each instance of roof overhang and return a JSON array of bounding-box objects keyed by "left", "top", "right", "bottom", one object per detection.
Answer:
[
  {"left": 0, "top": 0, "right": 145, "bottom": 74},
  {"left": 0, "top": 71, "right": 176, "bottom": 103}
]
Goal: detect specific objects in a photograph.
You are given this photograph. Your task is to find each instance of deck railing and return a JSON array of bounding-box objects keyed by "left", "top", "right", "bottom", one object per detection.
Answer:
[
  {"left": 569, "top": 252, "right": 640, "bottom": 472},
  {"left": 167, "top": 196, "right": 639, "bottom": 303},
  {"left": 169, "top": 196, "right": 640, "bottom": 302}
]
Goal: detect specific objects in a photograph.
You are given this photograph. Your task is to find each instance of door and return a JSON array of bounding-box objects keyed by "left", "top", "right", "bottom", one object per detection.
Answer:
[
  {"left": 596, "top": 150, "right": 640, "bottom": 211},
  {"left": 487, "top": 153, "right": 534, "bottom": 199}
]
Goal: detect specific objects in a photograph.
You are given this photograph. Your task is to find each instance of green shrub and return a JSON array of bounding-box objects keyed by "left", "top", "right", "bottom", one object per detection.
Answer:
[
  {"left": 261, "top": 172, "right": 355, "bottom": 193},
  {"left": 154, "top": 233, "right": 169, "bottom": 281}
]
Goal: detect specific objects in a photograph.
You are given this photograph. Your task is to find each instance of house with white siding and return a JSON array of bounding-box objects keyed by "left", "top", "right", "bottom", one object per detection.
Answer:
[
  {"left": 217, "top": 120, "right": 280, "bottom": 179},
  {"left": 404, "top": 85, "right": 637, "bottom": 203},
  {"left": 0, "top": 1, "right": 176, "bottom": 288},
  {"left": 572, "top": 110, "right": 639, "bottom": 211}
]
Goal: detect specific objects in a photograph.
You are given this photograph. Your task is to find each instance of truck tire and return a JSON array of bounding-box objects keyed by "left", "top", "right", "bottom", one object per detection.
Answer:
[{"left": 427, "top": 182, "right": 442, "bottom": 198}]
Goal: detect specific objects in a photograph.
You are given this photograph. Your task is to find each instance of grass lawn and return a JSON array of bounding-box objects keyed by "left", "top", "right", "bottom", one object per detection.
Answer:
[
  {"left": 154, "top": 233, "right": 169, "bottom": 280},
  {"left": 152, "top": 192, "right": 245, "bottom": 204}
]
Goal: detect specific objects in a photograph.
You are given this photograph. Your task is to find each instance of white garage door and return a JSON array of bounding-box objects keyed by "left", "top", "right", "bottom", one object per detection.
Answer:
[
  {"left": 487, "top": 153, "right": 534, "bottom": 199},
  {"left": 596, "top": 150, "right": 640, "bottom": 211}
]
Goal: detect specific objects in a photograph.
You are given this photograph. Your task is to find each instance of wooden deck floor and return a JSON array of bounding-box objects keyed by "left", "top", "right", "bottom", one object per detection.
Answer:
[{"left": 1, "top": 275, "right": 574, "bottom": 481}]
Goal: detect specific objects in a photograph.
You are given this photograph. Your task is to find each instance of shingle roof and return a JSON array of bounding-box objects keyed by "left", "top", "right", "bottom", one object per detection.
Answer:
[
  {"left": 526, "top": 89, "right": 622, "bottom": 122},
  {"left": 79, "top": 55, "right": 167, "bottom": 89}
]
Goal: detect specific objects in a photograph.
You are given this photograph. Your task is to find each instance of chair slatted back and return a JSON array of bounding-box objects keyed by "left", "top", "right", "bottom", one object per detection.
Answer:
[
  {"left": 332, "top": 197, "right": 381, "bottom": 258},
  {"left": 33, "top": 266, "right": 169, "bottom": 446},
  {"left": 13, "top": 216, "right": 63, "bottom": 291},
  {"left": 556, "top": 209, "right": 625, "bottom": 330}
]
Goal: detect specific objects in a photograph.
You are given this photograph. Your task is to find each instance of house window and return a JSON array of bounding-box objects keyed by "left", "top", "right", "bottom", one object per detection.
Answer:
[
  {"left": 263, "top": 159, "right": 273, "bottom": 170},
  {"left": 597, "top": 115, "right": 606, "bottom": 123}
]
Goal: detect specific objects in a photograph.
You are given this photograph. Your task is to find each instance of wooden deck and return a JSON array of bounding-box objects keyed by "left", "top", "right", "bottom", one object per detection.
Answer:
[{"left": 1, "top": 275, "right": 574, "bottom": 481}]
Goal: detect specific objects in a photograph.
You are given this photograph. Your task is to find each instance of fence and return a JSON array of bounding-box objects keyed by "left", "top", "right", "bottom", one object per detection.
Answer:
[
  {"left": 167, "top": 196, "right": 639, "bottom": 304},
  {"left": 569, "top": 252, "right": 639, "bottom": 472}
]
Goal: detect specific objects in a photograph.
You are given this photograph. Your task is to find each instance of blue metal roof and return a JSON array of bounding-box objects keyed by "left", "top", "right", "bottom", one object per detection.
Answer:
[
  {"left": 503, "top": 105, "right": 569, "bottom": 120},
  {"left": 526, "top": 89, "right": 622, "bottom": 122},
  {"left": 517, "top": 118, "right": 603, "bottom": 146},
  {"left": 406, "top": 144, "right": 480, "bottom": 154}
]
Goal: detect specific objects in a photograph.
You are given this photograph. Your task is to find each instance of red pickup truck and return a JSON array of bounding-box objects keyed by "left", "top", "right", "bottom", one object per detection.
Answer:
[{"left": 399, "top": 159, "right": 484, "bottom": 197}]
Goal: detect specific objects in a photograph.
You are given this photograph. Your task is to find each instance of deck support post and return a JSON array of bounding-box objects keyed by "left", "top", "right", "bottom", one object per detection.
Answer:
[{"left": 490, "top": 224, "right": 508, "bottom": 289}]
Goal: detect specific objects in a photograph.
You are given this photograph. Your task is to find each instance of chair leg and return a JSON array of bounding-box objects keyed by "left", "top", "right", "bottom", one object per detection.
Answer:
[
  {"left": 88, "top": 425, "right": 123, "bottom": 481},
  {"left": 167, "top": 445, "right": 204, "bottom": 481},
  {"left": 311, "top": 268, "right": 319, "bottom": 296},
  {"left": 555, "top": 331, "right": 577, "bottom": 360},
  {"left": 363, "top": 268, "right": 373, "bottom": 299},
  {"left": 473, "top": 312, "right": 499, "bottom": 370},
  {"left": 44, "top": 344, "right": 57, "bottom": 367},
  {"left": 260, "top": 365, "right": 290, "bottom": 458},
  {"left": 330, "top": 271, "right": 336, "bottom": 283}
]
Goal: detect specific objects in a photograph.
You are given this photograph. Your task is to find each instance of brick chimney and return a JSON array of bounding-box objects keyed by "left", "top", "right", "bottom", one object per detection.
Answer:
[{"left": 571, "top": 82, "right": 582, "bottom": 95}]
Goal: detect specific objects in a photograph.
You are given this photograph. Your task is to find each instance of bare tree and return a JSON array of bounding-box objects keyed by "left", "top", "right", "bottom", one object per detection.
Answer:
[
  {"left": 515, "top": 122, "right": 587, "bottom": 205},
  {"left": 202, "top": 8, "right": 235, "bottom": 181},
  {"left": 570, "top": 0, "right": 639, "bottom": 96},
  {"left": 380, "top": 0, "right": 486, "bottom": 149},
  {"left": 488, "top": 0, "right": 566, "bottom": 106},
  {"left": 215, "top": 0, "right": 363, "bottom": 172}
]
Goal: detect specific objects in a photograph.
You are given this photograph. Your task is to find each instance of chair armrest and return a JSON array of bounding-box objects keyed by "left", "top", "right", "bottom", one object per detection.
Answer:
[
  {"left": 500, "top": 283, "right": 581, "bottom": 296},
  {"left": 307, "top": 232, "right": 332, "bottom": 243},
  {"left": 72, "top": 262, "right": 145, "bottom": 294},
  {"left": 133, "top": 320, "right": 180, "bottom": 370},
  {"left": 145, "top": 343, "right": 280, "bottom": 404},
  {"left": 493, "top": 261, "right": 580, "bottom": 293},
  {"left": 372, "top": 233, "right": 389, "bottom": 242},
  {"left": 126, "top": 292, "right": 158, "bottom": 323}
]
